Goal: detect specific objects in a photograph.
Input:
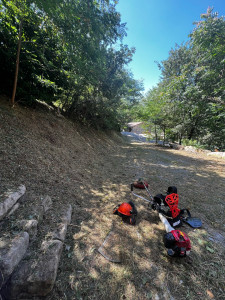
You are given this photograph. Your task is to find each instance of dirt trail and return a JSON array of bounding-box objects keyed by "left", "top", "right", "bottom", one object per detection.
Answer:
[{"left": 0, "top": 97, "right": 225, "bottom": 300}]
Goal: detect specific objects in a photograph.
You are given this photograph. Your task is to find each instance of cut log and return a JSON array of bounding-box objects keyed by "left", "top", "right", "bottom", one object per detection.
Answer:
[
  {"left": 41, "top": 195, "right": 52, "bottom": 213},
  {"left": 52, "top": 204, "right": 72, "bottom": 241},
  {"left": 16, "top": 220, "right": 38, "bottom": 241},
  {"left": 0, "top": 232, "right": 29, "bottom": 282},
  {"left": 8, "top": 203, "right": 20, "bottom": 217},
  {"left": 0, "top": 185, "right": 26, "bottom": 220},
  {"left": 10, "top": 240, "right": 63, "bottom": 298}
]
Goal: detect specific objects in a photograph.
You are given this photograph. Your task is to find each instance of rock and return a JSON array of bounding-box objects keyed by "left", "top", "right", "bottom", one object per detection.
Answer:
[
  {"left": 184, "top": 146, "right": 197, "bottom": 152},
  {"left": 52, "top": 223, "right": 68, "bottom": 242},
  {"left": 10, "top": 240, "right": 63, "bottom": 298},
  {"left": 169, "top": 143, "right": 184, "bottom": 150},
  {"left": 31, "top": 205, "right": 44, "bottom": 222},
  {"left": 16, "top": 220, "right": 38, "bottom": 241},
  {"left": 41, "top": 195, "right": 52, "bottom": 213},
  {"left": 61, "top": 204, "right": 72, "bottom": 225},
  {"left": 207, "top": 152, "right": 225, "bottom": 159},
  {"left": 8, "top": 203, "right": 20, "bottom": 216},
  {"left": 31, "top": 196, "right": 52, "bottom": 222},
  {"left": 0, "top": 232, "right": 29, "bottom": 281},
  {"left": 52, "top": 204, "right": 72, "bottom": 241},
  {"left": 0, "top": 269, "right": 3, "bottom": 289},
  {"left": 0, "top": 185, "right": 26, "bottom": 220},
  {"left": 164, "top": 143, "right": 171, "bottom": 147}
]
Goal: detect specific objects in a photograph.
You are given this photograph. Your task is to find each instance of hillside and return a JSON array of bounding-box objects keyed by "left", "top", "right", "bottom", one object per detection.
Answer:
[{"left": 0, "top": 96, "right": 225, "bottom": 300}]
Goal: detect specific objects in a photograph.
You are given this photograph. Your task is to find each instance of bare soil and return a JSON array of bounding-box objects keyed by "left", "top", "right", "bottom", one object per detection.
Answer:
[{"left": 0, "top": 96, "right": 225, "bottom": 300}]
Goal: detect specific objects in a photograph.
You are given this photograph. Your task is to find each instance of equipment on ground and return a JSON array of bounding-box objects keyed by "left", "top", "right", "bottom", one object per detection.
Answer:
[
  {"left": 98, "top": 230, "right": 121, "bottom": 263},
  {"left": 184, "top": 217, "right": 202, "bottom": 228},
  {"left": 131, "top": 180, "right": 155, "bottom": 206},
  {"left": 106, "top": 178, "right": 200, "bottom": 259},
  {"left": 132, "top": 180, "right": 202, "bottom": 229},
  {"left": 164, "top": 193, "right": 180, "bottom": 218},
  {"left": 154, "top": 189, "right": 182, "bottom": 228},
  {"left": 181, "top": 209, "right": 202, "bottom": 228},
  {"left": 163, "top": 230, "right": 191, "bottom": 257},
  {"left": 130, "top": 178, "right": 204, "bottom": 257},
  {"left": 133, "top": 178, "right": 149, "bottom": 189},
  {"left": 113, "top": 201, "right": 137, "bottom": 225},
  {"left": 159, "top": 213, "right": 191, "bottom": 257}
]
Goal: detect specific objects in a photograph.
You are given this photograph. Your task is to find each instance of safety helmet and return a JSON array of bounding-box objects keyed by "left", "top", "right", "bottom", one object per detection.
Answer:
[
  {"left": 118, "top": 202, "right": 133, "bottom": 216},
  {"left": 113, "top": 201, "right": 137, "bottom": 225},
  {"left": 163, "top": 230, "right": 191, "bottom": 257}
]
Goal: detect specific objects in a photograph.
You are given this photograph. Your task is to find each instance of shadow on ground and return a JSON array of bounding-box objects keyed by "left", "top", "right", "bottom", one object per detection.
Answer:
[{"left": 1, "top": 99, "right": 224, "bottom": 300}]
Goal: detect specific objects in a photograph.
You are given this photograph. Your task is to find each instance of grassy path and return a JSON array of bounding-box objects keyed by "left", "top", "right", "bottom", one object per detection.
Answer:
[
  {"left": 1, "top": 99, "right": 224, "bottom": 299},
  {"left": 48, "top": 137, "right": 225, "bottom": 300}
]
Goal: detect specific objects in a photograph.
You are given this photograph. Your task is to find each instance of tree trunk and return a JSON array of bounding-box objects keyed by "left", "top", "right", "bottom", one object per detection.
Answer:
[
  {"left": 188, "top": 127, "right": 195, "bottom": 140},
  {"left": 188, "top": 117, "right": 199, "bottom": 139},
  {"left": 163, "top": 126, "right": 166, "bottom": 145},
  {"left": 179, "top": 134, "right": 182, "bottom": 145},
  {"left": 154, "top": 124, "right": 158, "bottom": 144},
  {"left": 11, "top": 21, "right": 23, "bottom": 107}
]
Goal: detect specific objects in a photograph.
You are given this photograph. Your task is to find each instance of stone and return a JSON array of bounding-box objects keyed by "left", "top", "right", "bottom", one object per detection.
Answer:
[
  {"left": 169, "top": 143, "right": 184, "bottom": 150},
  {"left": 0, "top": 185, "right": 26, "bottom": 220},
  {"left": 41, "top": 195, "right": 52, "bottom": 213},
  {"left": 30, "top": 196, "right": 52, "bottom": 222},
  {"left": 0, "top": 269, "right": 3, "bottom": 289},
  {"left": 16, "top": 220, "right": 38, "bottom": 241},
  {"left": 0, "top": 232, "right": 29, "bottom": 281},
  {"left": 207, "top": 152, "right": 225, "bottom": 159},
  {"left": 52, "top": 204, "right": 72, "bottom": 241},
  {"left": 8, "top": 203, "right": 20, "bottom": 216},
  {"left": 10, "top": 240, "right": 63, "bottom": 298},
  {"left": 61, "top": 204, "right": 72, "bottom": 224},
  {"left": 184, "top": 146, "right": 197, "bottom": 152},
  {"left": 32, "top": 205, "right": 44, "bottom": 222},
  {"left": 52, "top": 223, "right": 68, "bottom": 242}
]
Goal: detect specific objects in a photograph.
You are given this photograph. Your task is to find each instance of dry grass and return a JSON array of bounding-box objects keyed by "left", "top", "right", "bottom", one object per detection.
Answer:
[{"left": 0, "top": 96, "right": 225, "bottom": 300}]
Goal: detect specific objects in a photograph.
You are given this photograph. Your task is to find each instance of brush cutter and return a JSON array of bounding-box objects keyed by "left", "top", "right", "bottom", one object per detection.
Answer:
[
  {"left": 133, "top": 178, "right": 149, "bottom": 189},
  {"left": 132, "top": 179, "right": 202, "bottom": 228},
  {"left": 181, "top": 209, "right": 202, "bottom": 228},
  {"left": 159, "top": 213, "right": 191, "bottom": 257},
  {"left": 163, "top": 229, "right": 191, "bottom": 257},
  {"left": 131, "top": 180, "right": 160, "bottom": 209},
  {"left": 131, "top": 183, "right": 192, "bottom": 257},
  {"left": 132, "top": 178, "right": 152, "bottom": 197}
]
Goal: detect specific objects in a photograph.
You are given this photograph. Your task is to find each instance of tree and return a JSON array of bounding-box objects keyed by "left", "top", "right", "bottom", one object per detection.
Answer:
[
  {"left": 138, "top": 8, "right": 225, "bottom": 149},
  {"left": 0, "top": 0, "right": 143, "bottom": 129}
]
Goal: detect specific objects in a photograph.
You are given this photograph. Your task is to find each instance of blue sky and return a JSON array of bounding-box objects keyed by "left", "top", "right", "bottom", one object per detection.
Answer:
[{"left": 116, "top": 0, "right": 225, "bottom": 93}]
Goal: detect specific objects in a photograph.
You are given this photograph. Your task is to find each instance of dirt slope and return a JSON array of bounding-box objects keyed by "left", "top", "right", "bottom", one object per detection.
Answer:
[{"left": 0, "top": 97, "right": 225, "bottom": 300}]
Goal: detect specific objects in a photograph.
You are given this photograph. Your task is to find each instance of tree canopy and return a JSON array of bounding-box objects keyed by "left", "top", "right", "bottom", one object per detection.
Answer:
[
  {"left": 0, "top": 0, "right": 143, "bottom": 129},
  {"left": 137, "top": 8, "right": 225, "bottom": 150}
]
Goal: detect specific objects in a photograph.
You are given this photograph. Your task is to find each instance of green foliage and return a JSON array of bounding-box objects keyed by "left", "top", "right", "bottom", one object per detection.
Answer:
[
  {"left": 0, "top": 0, "right": 142, "bottom": 129},
  {"left": 182, "top": 139, "right": 206, "bottom": 149},
  {"left": 139, "top": 8, "right": 225, "bottom": 150}
]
